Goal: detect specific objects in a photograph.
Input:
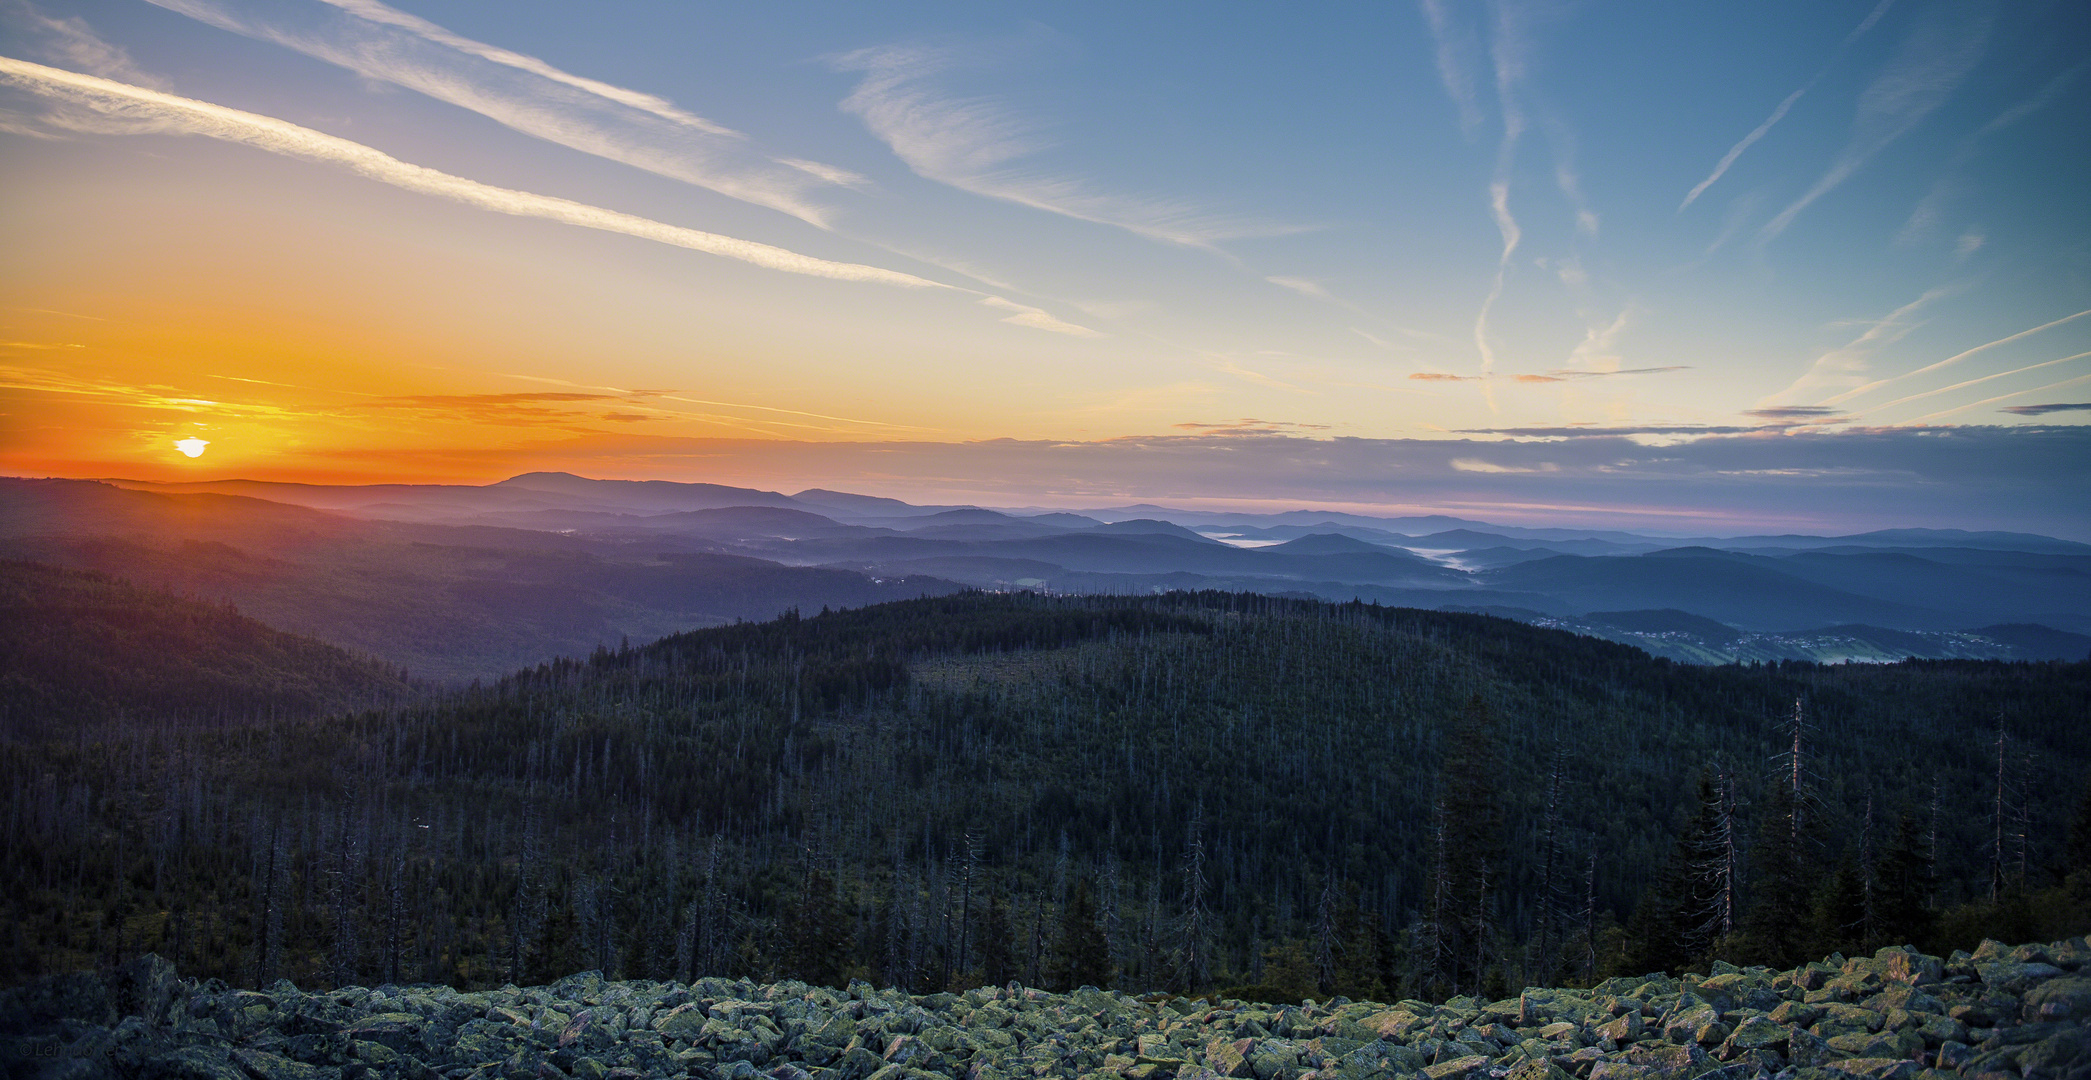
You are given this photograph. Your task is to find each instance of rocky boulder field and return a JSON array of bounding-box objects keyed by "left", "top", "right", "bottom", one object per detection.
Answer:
[{"left": 4, "top": 940, "right": 2089, "bottom": 1080}]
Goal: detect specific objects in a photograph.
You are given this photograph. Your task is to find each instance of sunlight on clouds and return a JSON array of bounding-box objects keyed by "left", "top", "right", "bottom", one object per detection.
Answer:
[
  {"left": 0, "top": 57, "right": 947, "bottom": 288},
  {"left": 832, "top": 40, "right": 1299, "bottom": 249},
  {"left": 141, "top": 0, "right": 858, "bottom": 226},
  {"left": 979, "top": 297, "right": 1102, "bottom": 337},
  {"left": 1822, "top": 308, "right": 2090, "bottom": 408},
  {"left": 1265, "top": 277, "right": 1328, "bottom": 299},
  {"left": 1450, "top": 458, "right": 1558, "bottom": 474},
  {"left": 1766, "top": 283, "right": 1963, "bottom": 404},
  {"left": 9, "top": 1, "right": 164, "bottom": 87}
]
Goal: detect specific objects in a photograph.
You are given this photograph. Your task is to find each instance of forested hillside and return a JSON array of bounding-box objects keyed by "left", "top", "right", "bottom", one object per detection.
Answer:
[
  {"left": 0, "top": 560, "right": 413, "bottom": 738},
  {"left": 3, "top": 591, "right": 2086, "bottom": 1002}
]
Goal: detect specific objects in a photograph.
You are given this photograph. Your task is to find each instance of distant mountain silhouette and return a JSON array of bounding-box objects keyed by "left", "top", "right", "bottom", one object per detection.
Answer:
[{"left": 16, "top": 473, "right": 2089, "bottom": 666}]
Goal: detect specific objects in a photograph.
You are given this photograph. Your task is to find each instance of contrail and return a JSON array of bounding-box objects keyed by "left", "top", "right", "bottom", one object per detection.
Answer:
[
  {"left": 0, "top": 56, "right": 946, "bottom": 290},
  {"left": 1824, "top": 308, "right": 2091, "bottom": 406}
]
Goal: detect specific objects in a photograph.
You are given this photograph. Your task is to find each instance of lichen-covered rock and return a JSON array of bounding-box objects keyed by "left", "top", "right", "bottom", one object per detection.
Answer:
[
  {"left": 1717, "top": 1015, "right": 1786, "bottom": 1058},
  {"left": 1596, "top": 1010, "right": 1644, "bottom": 1045},
  {"left": 2021, "top": 974, "right": 2091, "bottom": 1025},
  {"left": 1819, "top": 1058, "right": 1922, "bottom": 1079},
  {"left": 1621, "top": 1041, "right": 1707, "bottom": 1077},
  {"left": 1420, "top": 1053, "right": 1488, "bottom": 1080},
  {"left": 17, "top": 940, "right": 2091, "bottom": 1080},
  {"left": 2016, "top": 1023, "right": 2091, "bottom": 1077},
  {"left": 1877, "top": 947, "right": 1945, "bottom": 988}
]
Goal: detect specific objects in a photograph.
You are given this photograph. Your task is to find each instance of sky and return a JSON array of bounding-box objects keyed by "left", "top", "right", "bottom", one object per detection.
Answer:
[{"left": 1, "top": 0, "right": 2087, "bottom": 536}]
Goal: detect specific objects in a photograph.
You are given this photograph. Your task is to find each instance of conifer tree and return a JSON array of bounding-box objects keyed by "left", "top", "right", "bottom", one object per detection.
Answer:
[
  {"left": 1811, "top": 859, "right": 1868, "bottom": 959},
  {"left": 1048, "top": 878, "right": 1111, "bottom": 991},
  {"left": 1176, "top": 803, "right": 1210, "bottom": 991},
  {"left": 1430, "top": 693, "right": 1505, "bottom": 994},
  {"left": 1528, "top": 739, "right": 1568, "bottom": 987},
  {"left": 784, "top": 864, "right": 850, "bottom": 988},
  {"left": 1332, "top": 882, "right": 1386, "bottom": 1001},
  {"left": 1738, "top": 701, "right": 1821, "bottom": 968},
  {"left": 1874, "top": 811, "right": 1935, "bottom": 948},
  {"left": 2065, "top": 771, "right": 2091, "bottom": 879},
  {"left": 1312, "top": 873, "right": 1339, "bottom": 995},
  {"left": 1259, "top": 938, "right": 1318, "bottom": 1003},
  {"left": 979, "top": 892, "right": 1016, "bottom": 987},
  {"left": 1626, "top": 769, "right": 1728, "bottom": 974},
  {"left": 1738, "top": 782, "right": 1815, "bottom": 968}
]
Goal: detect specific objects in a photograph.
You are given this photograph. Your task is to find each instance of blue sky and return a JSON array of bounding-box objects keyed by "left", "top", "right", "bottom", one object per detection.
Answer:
[{"left": 1, "top": 0, "right": 2087, "bottom": 534}]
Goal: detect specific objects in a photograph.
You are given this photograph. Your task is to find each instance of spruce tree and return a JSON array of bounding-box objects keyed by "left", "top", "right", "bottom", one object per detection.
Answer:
[
  {"left": 2064, "top": 770, "right": 2091, "bottom": 879},
  {"left": 1811, "top": 859, "right": 1868, "bottom": 959},
  {"left": 979, "top": 893, "right": 1017, "bottom": 987},
  {"left": 1176, "top": 804, "right": 1210, "bottom": 992},
  {"left": 1874, "top": 812, "right": 1935, "bottom": 948},
  {"left": 1738, "top": 702, "right": 1823, "bottom": 968},
  {"left": 783, "top": 865, "right": 851, "bottom": 989},
  {"left": 1625, "top": 770, "right": 1726, "bottom": 974},
  {"left": 1332, "top": 881, "right": 1386, "bottom": 1000},
  {"left": 1047, "top": 878, "right": 1111, "bottom": 991},
  {"left": 1738, "top": 783, "right": 1816, "bottom": 968},
  {"left": 1426, "top": 693, "right": 1505, "bottom": 995}
]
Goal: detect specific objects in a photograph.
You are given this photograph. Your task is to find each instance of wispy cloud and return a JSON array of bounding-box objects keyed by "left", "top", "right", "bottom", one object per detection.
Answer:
[
  {"left": 980, "top": 296, "right": 1103, "bottom": 337},
  {"left": 1760, "top": 0, "right": 1992, "bottom": 241},
  {"left": 1907, "top": 372, "right": 2091, "bottom": 424},
  {"left": 1470, "top": 0, "right": 1535, "bottom": 385},
  {"left": 832, "top": 41, "right": 1293, "bottom": 249},
  {"left": 1766, "top": 282, "right": 1963, "bottom": 402},
  {"left": 1893, "top": 62, "right": 2083, "bottom": 246},
  {"left": 1418, "top": 1, "right": 1615, "bottom": 390},
  {"left": 645, "top": 393, "right": 928, "bottom": 432},
  {"left": 381, "top": 392, "right": 616, "bottom": 406},
  {"left": 140, "top": 0, "right": 852, "bottom": 225},
  {"left": 1824, "top": 307, "right": 2091, "bottom": 406},
  {"left": 1680, "top": 84, "right": 1811, "bottom": 212},
  {"left": 0, "top": 57, "right": 947, "bottom": 288},
  {"left": 1747, "top": 405, "right": 1847, "bottom": 420},
  {"left": 1475, "top": 178, "right": 1519, "bottom": 380},
  {"left": 1266, "top": 277, "right": 1329, "bottom": 299},
  {"left": 309, "top": 0, "right": 731, "bottom": 133},
  {"left": 1451, "top": 458, "right": 1556, "bottom": 473},
  {"left": 1417, "top": 0, "right": 1485, "bottom": 133},
  {"left": 1516, "top": 366, "right": 1688, "bottom": 384},
  {"left": 1214, "top": 361, "right": 1314, "bottom": 395},
  {"left": 1871, "top": 350, "right": 2091, "bottom": 415},
  {"left": 1564, "top": 308, "right": 1632, "bottom": 372},
  {"left": 489, "top": 379, "right": 933, "bottom": 433},
  {"left": 1416, "top": 365, "right": 1684, "bottom": 385},
  {"left": 359, "top": 391, "right": 623, "bottom": 429},
  {"left": 364, "top": 393, "right": 798, "bottom": 439},
  {"left": 2000, "top": 401, "right": 2091, "bottom": 416},
  {"left": 1454, "top": 424, "right": 1775, "bottom": 437},
  {"left": 3, "top": 0, "right": 163, "bottom": 86},
  {"left": 352, "top": 390, "right": 889, "bottom": 439},
  {"left": 1172, "top": 418, "right": 1332, "bottom": 435},
  {"left": 0, "top": 363, "right": 314, "bottom": 420},
  {"left": 1678, "top": 0, "right": 1896, "bottom": 211}
]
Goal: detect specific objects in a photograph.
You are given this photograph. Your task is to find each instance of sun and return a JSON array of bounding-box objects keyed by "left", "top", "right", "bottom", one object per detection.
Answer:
[{"left": 174, "top": 437, "right": 210, "bottom": 458}]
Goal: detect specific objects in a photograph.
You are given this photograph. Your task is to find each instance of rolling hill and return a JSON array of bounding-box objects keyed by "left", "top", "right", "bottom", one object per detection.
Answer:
[
  {"left": 18, "top": 473, "right": 2091, "bottom": 668},
  {"left": 2, "top": 590, "right": 2084, "bottom": 996},
  {"left": 0, "top": 560, "right": 413, "bottom": 736}
]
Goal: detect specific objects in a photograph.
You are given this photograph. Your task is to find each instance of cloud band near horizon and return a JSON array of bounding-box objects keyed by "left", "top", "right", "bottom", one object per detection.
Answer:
[{"left": 108, "top": 425, "right": 2086, "bottom": 540}]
